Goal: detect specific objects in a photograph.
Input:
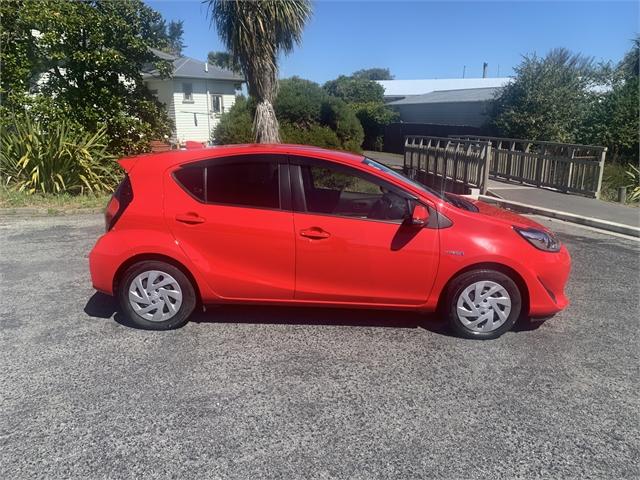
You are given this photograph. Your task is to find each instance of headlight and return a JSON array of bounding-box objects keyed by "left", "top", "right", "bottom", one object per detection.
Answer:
[{"left": 514, "top": 227, "right": 561, "bottom": 252}]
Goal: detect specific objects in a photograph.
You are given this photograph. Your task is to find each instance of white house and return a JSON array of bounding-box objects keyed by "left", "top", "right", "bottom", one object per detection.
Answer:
[{"left": 144, "top": 50, "right": 244, "bottom": 144}]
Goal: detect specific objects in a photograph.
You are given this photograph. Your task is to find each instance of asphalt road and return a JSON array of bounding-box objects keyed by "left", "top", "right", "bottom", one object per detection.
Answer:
[{"left": 0, "top": 214, "right": 638, "bottom": 479}]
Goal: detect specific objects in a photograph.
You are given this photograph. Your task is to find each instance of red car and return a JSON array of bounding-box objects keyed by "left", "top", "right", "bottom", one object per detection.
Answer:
[{"left": 89, "top": 144, "right": 570, "bottom": 339}]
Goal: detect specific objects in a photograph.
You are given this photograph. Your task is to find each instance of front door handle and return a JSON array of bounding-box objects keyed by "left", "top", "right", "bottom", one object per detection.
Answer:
[
  {"left": 175, "top": 213, "right": 206, "bottom": 224},
  {"left": 300, "top": 227, "right": 330, "bottom": 239}
]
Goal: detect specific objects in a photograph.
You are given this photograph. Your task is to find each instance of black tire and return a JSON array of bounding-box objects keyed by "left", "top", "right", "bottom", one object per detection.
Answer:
[
  {"left": 445, "top": 269, "right": 522, "bottom": 340},
  {"left": 118, "top": 260, "right": 196, "bottom": 330}
]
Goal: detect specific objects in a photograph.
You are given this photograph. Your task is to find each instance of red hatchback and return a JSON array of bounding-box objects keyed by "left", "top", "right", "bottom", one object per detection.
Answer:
[{"left": 89, "top": 144, "right": 570, "bottom": 339}]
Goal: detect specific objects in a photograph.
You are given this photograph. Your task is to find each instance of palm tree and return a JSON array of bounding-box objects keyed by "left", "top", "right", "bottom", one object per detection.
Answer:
[{"left": 207, "top": 0, "right": 312, "bottom": 143}]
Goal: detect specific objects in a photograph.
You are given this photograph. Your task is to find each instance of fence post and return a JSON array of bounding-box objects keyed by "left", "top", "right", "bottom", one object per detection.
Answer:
[
  {"left": 404, "top": 136, "right": 409, "bottom": 171},
  {"left": 595, "top": 148, "right": 607, "bottom": 199},
  {"left": 481, "top": 142, "right": 492, "bottom": 195}
]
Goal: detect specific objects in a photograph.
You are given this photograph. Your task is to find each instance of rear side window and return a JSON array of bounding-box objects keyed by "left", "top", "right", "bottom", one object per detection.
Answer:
[
  {"left": 207, "top": 162, "right": 279, "bottom": 209},
  {"left": 174, "top": 167, "right": 205, "bottom": 201}
]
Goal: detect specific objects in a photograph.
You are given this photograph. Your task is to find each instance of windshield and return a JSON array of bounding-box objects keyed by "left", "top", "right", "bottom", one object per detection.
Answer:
[{"left": 362, "top": 157, "right": 450, "bottom": 203}]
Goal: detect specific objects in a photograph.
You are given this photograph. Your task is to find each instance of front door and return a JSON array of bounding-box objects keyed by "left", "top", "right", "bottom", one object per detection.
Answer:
[
  {"left": 163, "top": 154, "right": 295, "bottom": 300},
  {"left": 290, "top": 157, "right": 439, "bottom": 306}
]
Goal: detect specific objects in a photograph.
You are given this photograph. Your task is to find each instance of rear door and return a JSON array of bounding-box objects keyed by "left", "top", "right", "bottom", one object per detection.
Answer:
[
  {"left": 290, "top": 156, "right": 440, "bottom": 305},
  {"left": 163, "top": 154, "right": 295, "bottom": 300}
]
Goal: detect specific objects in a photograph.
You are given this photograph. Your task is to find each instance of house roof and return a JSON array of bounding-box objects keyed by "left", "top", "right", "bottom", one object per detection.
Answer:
[
  {"left": 387, "top": 87, "right": 503, "bottom": 106},
  {"left": 144, "top": 49, "right": 244, "bottom": 82},
  {"left": 378, "top": 78, "right": 511, "bottom": 97}
]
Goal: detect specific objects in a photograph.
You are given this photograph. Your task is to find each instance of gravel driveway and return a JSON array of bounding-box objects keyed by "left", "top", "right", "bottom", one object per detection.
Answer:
[{"left": 0, "top": 214, "right": 638, "bottom": 479}]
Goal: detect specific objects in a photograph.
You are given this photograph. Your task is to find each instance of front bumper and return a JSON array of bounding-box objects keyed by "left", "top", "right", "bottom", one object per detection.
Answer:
[{"left": 526, "top": 245, "right": 571, "bottom": 317}]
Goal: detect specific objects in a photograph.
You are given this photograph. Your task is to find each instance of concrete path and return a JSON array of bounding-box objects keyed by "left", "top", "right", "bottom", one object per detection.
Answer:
[
  {"left": 363, "top": 150, "right": 640, "bottom": 230},
  {"left": 487, "top": 179, "right": 639, "bottom": 228}
]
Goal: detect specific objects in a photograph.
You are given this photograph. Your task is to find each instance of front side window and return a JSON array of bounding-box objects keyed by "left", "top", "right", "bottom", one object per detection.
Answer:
[
  {"left": 207, "top": 162, "right": 279, "bottom": 209},
  {"left": 301, "top": 164, "right": 409, "bottom": 221},
  {"left": 183, "top": 83, "right": 193, "bottom": 102}
]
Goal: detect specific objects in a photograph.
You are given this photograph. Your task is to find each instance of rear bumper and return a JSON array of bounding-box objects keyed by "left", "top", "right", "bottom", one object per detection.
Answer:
[
  {"left": 89, "top": 235, "right": 117, "bottom": 295},
  {"left": 526, "top": 245, "right": 571, "bottom": 317}
]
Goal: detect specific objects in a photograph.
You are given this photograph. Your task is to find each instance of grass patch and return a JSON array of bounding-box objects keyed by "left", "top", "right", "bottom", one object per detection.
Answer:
[{"left": 0, "top": 187, "right": 110, "bottom": 211}]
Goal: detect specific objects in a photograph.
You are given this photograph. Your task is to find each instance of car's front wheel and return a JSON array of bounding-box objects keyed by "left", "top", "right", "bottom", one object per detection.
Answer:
[
  {"left": 446, "top": 269, "right": 522, "bottom": 339},
  {"left": 118, "top": 260, "right": 196, "bottom": 330}
]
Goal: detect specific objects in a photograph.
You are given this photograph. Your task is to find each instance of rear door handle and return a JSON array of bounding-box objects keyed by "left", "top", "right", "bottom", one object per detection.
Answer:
[
  {"left": 300, "top": 227, "right": 330, "bottom": 239},
  {"left": 175, "top": 213, "right": 206, "bottom": 224}
]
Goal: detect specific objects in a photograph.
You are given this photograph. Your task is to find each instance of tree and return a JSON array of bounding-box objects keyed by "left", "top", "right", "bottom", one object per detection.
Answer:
[
  {"left": 352, "top": 67, "right": 394, "bottom": 81},
  {"left": 165, "top": 20, "right": 185, "bottom": 56},
  {"left": 207, "top": 0, "right": 312, "bottom": 143},
  {"left": 324, "top": 75, "right": 387, "bottom": 104},
  {"left": 324, "top": 75, "right": 397, "bottom": 150},
  {"left": 489, "top": 48, "right": 600, "bottom": 142},
  {"left": 0, "top": 0, "right": 175, "bottom": 154},
  {"left": 207, "top": 51, "right": 241, "bottom": 73},
  {"left": 580, "top": 38, "right": 639, "bottom": 162}
]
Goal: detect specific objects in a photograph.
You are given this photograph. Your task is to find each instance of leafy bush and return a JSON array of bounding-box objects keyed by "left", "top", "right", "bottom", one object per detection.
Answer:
[
  {"left": 280, "top": 123, "right": 341, "bottom": 149},
  {"left": 323, "top": 75, "right": 396, "bottom": 150},
  {"left": 320, "top": 97, "right": 364, "bottom": 152},
  {"left": 626, "top": 165, "right": 640, "bottom": 202},
  {"left": 1, "top": 113, "right": 118, "bottom": 194},
  {"left": 600, "top": 162, "right": 640, "bottom": 203},
  {"left": 275, "top": 77, "right": 325, "bottom": 127},
  {"left": 323, "top": 75, "right": 386, "bottom": 104},
  {"left": 215, "top": 81, "right": 365, "bottom": 152},
  {"left": 212, "top": 96, "right": 254, "bottom": 144}
]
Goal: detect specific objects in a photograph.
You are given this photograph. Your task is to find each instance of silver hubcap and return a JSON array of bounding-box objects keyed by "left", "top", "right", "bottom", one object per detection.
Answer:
[
  {"left": 128, "top": 270, "right": 183, "bottom": 322},
  {"left": 456, "top": 280, "right": 511, "bottom": 333}
]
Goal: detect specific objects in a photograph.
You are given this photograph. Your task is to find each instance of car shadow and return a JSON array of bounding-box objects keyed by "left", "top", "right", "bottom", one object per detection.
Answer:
[
  {"left": 84, "top": 292, "right": 453, "bottom": 335},
  {"left": 84, "top": 292, "right": 543, "bottom": 336}
]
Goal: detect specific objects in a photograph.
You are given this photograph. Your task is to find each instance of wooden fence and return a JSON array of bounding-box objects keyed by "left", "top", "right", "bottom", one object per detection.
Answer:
[
  {"left": 452, "top": 136, "right": 607, "bottom": 198},
  {"left": 403, "top": 136, "right": 492, "bottom": 194}
]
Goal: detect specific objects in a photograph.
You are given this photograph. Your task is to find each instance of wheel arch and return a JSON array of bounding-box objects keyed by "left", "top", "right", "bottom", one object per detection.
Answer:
[
  {"left": 436, "top": 262, "right": 530, "bottom": 315},
  {"left": 113, "top": 253, "right": 203, "bottom": 307}
]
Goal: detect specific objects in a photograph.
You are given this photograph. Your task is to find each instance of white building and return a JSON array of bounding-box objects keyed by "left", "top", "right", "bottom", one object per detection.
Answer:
[{"left": 144, "top": 50, "right": 244, "bottom": 144}]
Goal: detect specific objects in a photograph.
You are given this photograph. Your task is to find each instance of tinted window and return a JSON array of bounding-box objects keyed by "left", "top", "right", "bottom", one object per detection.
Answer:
[
  {"left": 174, "top": 167, "right": 205, "bottom": 201},
  {"left": 207, "top": 162, "right": 280, "bottom": 209},
  {"left": 301, "top": 164, "right": 408, "bottom": 221}
]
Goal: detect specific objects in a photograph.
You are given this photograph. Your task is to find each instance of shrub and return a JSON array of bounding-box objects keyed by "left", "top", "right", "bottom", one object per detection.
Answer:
[
  {"left": 280, "top": 123, "right": 341, "bottom": 149},
  {"left": 600, "top": 162, "right": 640, "bottom": 203},
  {"left": 275, "top": 77, "right": 325, "bottom": 127},
  {"left": 320, "top": 97, "right": 364, "bottom": 152},
  {"left": 1, "top": 113, "right": 118, "bottom": 194},
  {"left": 625, "top": 165, "right": 640, "bottom": 203},
  {"left": 212, "top": 96, "right": 254, "bottom": 144}
]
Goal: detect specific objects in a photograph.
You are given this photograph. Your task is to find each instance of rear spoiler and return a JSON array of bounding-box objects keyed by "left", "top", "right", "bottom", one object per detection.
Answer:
[{"left": 118, "top": 157, "right": 139, "bottom": 173}]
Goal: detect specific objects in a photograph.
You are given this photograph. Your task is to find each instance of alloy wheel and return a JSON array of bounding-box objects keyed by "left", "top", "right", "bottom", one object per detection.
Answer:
[
  {"left": 456, "top": 280, "right": 512, "bottom": 333},
  {"left": 128, "top": 270, "right": 183, "bottom": 322}
]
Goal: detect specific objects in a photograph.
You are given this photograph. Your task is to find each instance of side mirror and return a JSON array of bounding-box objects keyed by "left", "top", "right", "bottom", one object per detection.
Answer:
[{"left": 409, "top": 204, "right": 429, "bottom": 226}]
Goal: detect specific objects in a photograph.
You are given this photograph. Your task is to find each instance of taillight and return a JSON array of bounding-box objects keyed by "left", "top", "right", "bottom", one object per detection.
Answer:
[{"left": 105, "top": 175, "right": 133, "bottom": 232}]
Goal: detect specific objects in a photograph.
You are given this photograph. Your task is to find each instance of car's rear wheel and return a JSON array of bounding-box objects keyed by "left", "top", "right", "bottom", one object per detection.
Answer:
[
  {"left": 118, "top": 260, "right": 196, "bottom": 330},
  {"left": 446, "top": 269, "right": 521, "bottom": 340}
]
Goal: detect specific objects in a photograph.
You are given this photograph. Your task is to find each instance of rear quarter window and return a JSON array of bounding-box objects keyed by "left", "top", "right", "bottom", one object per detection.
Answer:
[{"left": 174, "top": 167, "right": 205, "bottom": 201}]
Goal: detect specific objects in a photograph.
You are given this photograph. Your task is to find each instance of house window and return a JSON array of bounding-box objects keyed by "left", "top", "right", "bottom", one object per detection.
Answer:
[
  {"left": 183, "top": 83, "right": 193, "bottom": 102},
  {"left": 211, "top": 94, "right": 223, "bottom": 114}
]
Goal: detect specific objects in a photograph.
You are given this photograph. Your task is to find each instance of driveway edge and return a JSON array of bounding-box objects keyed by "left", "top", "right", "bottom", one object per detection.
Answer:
[
  {"left": 0, "top": 207, "right": 104, "bottom": 217},
  {"left": 473, "top": 195, "right": 640, "bottom": 238}
]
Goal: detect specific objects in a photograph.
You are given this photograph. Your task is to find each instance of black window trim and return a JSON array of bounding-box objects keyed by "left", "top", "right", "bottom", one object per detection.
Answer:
[
  {"left": 171, "top": 153, "right": 292, "bottom": 212},
  {"left": 288, "top": 154, "right": 419, "bottom": 225}
]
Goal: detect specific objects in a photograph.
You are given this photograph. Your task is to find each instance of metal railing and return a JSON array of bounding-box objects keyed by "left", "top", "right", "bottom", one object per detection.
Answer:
[
  {"left": 451, "top": 135, "right": 607, "bottom": 198},
  {"left": 403, "top": 136, "right": 492, "bottom": 194}
]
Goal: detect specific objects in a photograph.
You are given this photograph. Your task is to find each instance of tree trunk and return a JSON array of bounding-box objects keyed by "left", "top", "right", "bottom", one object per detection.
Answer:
[{"left": 253, "top": 99, "right": 280, "bottom": 143}]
